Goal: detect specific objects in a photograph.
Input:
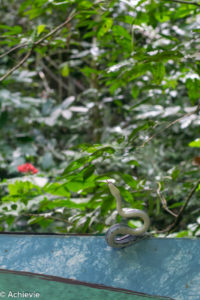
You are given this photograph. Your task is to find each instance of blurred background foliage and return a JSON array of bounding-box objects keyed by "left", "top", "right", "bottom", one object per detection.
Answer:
[{"left": 0, "top": 0, "right": 200, "bottom": 236}]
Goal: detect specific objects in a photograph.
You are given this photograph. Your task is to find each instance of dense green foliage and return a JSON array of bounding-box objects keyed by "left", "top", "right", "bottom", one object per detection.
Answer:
[{"left": 0, "top": 0, "right": 200, "bottom": 236}]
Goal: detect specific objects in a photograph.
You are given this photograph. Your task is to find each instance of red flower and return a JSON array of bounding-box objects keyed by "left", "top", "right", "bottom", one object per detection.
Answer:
[{"left": 17, "top": 163, "right": 38, "bottom": 174}]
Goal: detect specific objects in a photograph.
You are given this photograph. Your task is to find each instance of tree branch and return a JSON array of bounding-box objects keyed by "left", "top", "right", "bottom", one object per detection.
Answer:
[
  {"left": 0, "top": 42, "right": 28, "bottom": 59},
  {"left": 34, "top": 9, "right": 76, "bottom": 47},
  {"left": 157, "top": 179, "right": 200, "bottom": 234},
  {"left": 0, "top": 49, "right": 32, "bottom": 82},
  {"left": 157, "top": 182, "right": 178, "bottom": 217},
  {"left": 164, "top": 0, "right": 200, "bottom": 7},
  {"left": 138, "top": 101, "right": 200, "bottom": 149},
  {"left": 40, "top": 59, "right": 69, "bottom": 92},
  {"left": 0, "top": 9, "right": 76, "bottom": 83}
]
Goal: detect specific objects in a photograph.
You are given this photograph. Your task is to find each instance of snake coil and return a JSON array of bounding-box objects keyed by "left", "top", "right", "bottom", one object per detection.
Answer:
[{"left": 106, "top": 182, "right": 150, "bottom": 248}]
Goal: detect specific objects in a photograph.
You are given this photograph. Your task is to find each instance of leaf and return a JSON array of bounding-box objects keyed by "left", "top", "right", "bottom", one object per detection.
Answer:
[
  {"left": 61, "top": 63, "right": 70, "bottom": 77},
  {"left": 186, "top": 78, "right": 200, "bottom": 105},
  {"left": 37, "top": 24, "right": 46, "bottom": 35},
  {"left": 128, "top": 219, "right": 143, "bottom": 228},
  {"left": 0, "top": 25, "right": 22, "bottom": 35},
  {"left": 28, "top": 216, "right": 44, "bottom": 225},
  {"left": 121, "top": 173, "right": 138, "bottom": 190},
  {"left": 81, "top": 67, "right": 99, "bottom": 77},
  {"left": 28, "top": 216, "right": 53, "bottom": 228},
  {"left": 39, "top": 199, "right": 87, "bottom": 210},
  {"left": 19, "top": 1, "right": 32, "bottom": 14},
  {"left": 189, "top": 138, "right": 200, "bottom": 148},
  {"left": 0, "top": 111, "right": 8, "bottom": 127},
  {"left": 39, "top": 218, "right": 54, "bottom": 229},
  {"left": 62, "top": 156, "right": 92, "bottom": 175},
  {"left": 8, "top": 181, "right": 40, "bottom": 197},
  {"left": 127, "top": 160, "right": 140, "bottom": 167},
  {"left": 171, "top": 168, "right": 180, "bottom": 181},
  {"left": 24, "top": 7, "right": 45, "bottom": 19},
  {"left": 45, "top": 183, "right": 70, "bottom": 197},
  {"left": 83, "top": 164, "right": 95, "bottom": 180},
  {"left": 151, "top": 63, "right": 165, "bottom": 85},
  {"left": 112, "top": 25, "right": 131, "bottom": 40},
  {"left": 6, "top": 215, "right": 15, "bottom": 226},
  {"left": 91, "top": 146, "right": 115, "bottom": 158},
  {"left": 176, "top": 231, "right": 190, "bottom": 238},
  {"left": 120, "top": 187, "right": 134, "bottom": 204},
  {"left": 128, "top": 121, "right": 154, "bottom": 142},
  {"left": 140, "top": 50, "right": 183, "bottom": 63},
  {"left": 98, "top": 18, "right": 113, "bottom": 37},
  {"left": 129, "top": 63, "right": 152, "bottom": 80},
  {"left": 39, "top": 152, "right": 55, "bottom": 170},
  {"left": 169, "top": 202, "right": 185, "bottom": 209},
  {"left": 66, "top": 181, "right": 84, "bottom": 192},
  {"left": 156, "top": 197, "right": 160, "bottom": 216},
  {"left": 78, "top": 0, "right": 93, "bottom": 9},
  {"left": 155, "top": 11, "right": 170, "bottom": 22},
  {"left": 131, "top": 85, "right": 140, "bottom": 99},
  {"left": 101, "top": 196, "right": 114, "bottom": 216}
]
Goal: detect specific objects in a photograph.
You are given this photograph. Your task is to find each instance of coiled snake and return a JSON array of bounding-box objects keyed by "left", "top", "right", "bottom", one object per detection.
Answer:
[{"left": 105, "top": 182, "right": 150, "bottom": 248}]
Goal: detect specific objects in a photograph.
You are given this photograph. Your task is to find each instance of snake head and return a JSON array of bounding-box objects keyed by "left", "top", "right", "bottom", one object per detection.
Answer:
[{"left": 107, "top": 181, "right": 121, "bottom": 199}]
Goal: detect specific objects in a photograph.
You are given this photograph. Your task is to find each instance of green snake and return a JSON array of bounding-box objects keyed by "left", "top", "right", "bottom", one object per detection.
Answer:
[{"left": 106, "top": 182, "right": 150, "bottom": 248}]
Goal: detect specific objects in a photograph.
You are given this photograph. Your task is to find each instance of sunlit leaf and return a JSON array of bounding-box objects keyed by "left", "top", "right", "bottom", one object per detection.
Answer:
[
  {"left": 189, "top": 138, "right": 200, "bottom": 148},
  {"left": 98, "top": 18, "right": 113, "bottom": 37},
  {"left": 61, "top": 63, "right": 70, "bottom": 77},
  {"left": 37, "top": 24, "right": 46, "bottom": 35},
  {"left": 66, "top": 181, "right": 84, "bottom": 192}
]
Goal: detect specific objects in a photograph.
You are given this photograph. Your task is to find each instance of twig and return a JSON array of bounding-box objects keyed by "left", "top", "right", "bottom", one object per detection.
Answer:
[
  {"left": 38, "top": 70, "right": 52, "bottom": 96},
  {"left": 58, "top": 51, "right": 63, "bottom": 102},
  {"left": 72, "top": 78, "right": 85, "bottom": 91},
  {"left": 138, "top": 102, "right": 200, "bottom": 149},
  {"left": 44, "top": 56, "right": 84, "bottom": 91},
  {"left": 164, "top": 0, "right": 200, "bottom": 7},
  {"left": 0, "top": 9, "right": 76, "bottom": 82},
  {"left": 157, "top": 182, "right": 178, "bottom": 217},
  {"left": 44, "top": 56, "right": 60, "bottom": 70},
  {"left": 157, "top": 179, "right": 200, "bottom": 234},
  {"left": 0, "top": 49, "right": 32, "bottom": 82},
  {"left": 40, "top": 59, "right": 69, "bottom": 92},
  {"left": 34, "top": 9, "right": 76, "bottom": 47},
  {"left": 167, "top": 179, "right": 200, "bottom": 232},
  {"left": 0, "top": 42, "right": 28, "bottom": 59}
]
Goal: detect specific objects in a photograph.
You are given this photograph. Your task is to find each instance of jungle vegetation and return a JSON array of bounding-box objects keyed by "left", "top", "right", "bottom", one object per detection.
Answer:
[{"left": 0, "top": 0, "right": 200, "bottom": 237}]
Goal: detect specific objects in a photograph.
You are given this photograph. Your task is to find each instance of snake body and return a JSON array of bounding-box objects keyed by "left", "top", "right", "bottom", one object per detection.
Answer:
[{"left": 106, "top": 182, "right": 150, "bottom": 248}]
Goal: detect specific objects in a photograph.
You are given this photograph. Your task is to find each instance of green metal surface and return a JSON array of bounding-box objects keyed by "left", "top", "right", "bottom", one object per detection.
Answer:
[
  {"left": 0, "top": 269, "right": 170, "bottom": 300},
  {"left": 0, "top": 234, "right": 199, "bottom": 299}
]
